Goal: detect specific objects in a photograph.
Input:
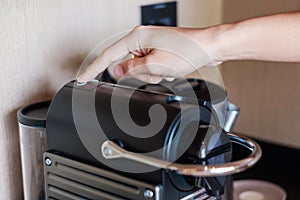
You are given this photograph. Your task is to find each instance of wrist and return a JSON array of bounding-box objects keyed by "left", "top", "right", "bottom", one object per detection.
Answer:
[
  {"left": 184, "top": 24, "right": 236, "bottom": 64},
  {"left": 208, "top": 24, "right": 234, "bottom": 63}
]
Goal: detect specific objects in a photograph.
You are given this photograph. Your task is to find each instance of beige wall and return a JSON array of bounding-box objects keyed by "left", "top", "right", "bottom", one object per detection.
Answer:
[
  {"left": 221, "top": 1, "right": 300, "bottom": 148},
  {"left": 0, "top": 0, "right": 221, "bottom": 199}
]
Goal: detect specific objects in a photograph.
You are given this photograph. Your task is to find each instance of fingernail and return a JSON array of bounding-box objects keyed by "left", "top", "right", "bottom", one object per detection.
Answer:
[
  {"left": 76, "top": 81, "right": 87, "bottom": 86},
  {"left": 77, "top": 75, "right": 85, "bottom": 83},
  {"left": 114, "top": 64, "right": 124, "bottom": 77}
]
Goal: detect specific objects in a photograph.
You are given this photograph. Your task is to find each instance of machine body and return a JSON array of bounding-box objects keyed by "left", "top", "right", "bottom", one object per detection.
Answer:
[{"left": 44, "top": 77, "right": 260, "bottom": 200}]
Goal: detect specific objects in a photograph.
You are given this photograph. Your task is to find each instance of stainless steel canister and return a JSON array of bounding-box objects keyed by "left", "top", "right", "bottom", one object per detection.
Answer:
[{"left": 17, "top": 101, "right": 51, "bottom": 200}]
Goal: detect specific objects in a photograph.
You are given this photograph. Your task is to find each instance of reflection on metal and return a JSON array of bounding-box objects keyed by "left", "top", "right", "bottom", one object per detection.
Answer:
[
  {"left": 19, "top": 124, "right": 46, "bottom": 200},
  {"left": 224, "top": 102, "right": 240, "bottom": 132},
  {"left": 101, "top": 132, "right": 262, "bottom": 177},
  {"left": 180, "top": 188, "right": 216, "bottom": 200}
]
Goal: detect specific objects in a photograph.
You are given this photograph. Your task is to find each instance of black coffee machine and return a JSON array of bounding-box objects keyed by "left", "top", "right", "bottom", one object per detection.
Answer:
[{"left": 43, "top": 70, "right": 261, "bottom": 200}]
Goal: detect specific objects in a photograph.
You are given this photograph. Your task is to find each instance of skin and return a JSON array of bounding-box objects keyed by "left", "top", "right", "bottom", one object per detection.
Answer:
[{"left": 78, "top": 11, "right": 300, "bottom": 83}]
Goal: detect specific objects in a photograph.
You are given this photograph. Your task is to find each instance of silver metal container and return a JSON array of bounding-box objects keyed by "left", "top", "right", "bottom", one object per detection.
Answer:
[{"left": 17, "top": 101, "right": 50, "bottom": 200}]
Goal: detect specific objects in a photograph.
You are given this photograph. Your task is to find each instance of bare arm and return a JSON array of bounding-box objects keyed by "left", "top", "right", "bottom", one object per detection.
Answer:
[
  {"left": 78, "top": 11, "right": 300, "bottom": 82},
  {"left": 211, "top": 11, "right": 300, "bottom": 62}
]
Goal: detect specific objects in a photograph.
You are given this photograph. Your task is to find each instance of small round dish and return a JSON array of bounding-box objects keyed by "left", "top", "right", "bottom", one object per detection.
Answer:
[{"left": 233, "top": 179, "right": 287, "bottom": 200}]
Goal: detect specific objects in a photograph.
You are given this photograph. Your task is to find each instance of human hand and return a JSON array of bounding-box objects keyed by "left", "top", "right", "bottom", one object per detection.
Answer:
[{"left": 78, "top": 26, "right": 221, "bottom": 84}]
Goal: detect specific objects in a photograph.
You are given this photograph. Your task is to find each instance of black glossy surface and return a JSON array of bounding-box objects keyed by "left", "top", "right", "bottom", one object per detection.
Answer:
[
  {"left": 141, "top": 1, "right": 177, "bottom": 26},
  {"left": 17, "top": 100, "right": 51, "bottom": 127},
  {"left": 233, "top": 136, "right": 300, "bottom": 200}
]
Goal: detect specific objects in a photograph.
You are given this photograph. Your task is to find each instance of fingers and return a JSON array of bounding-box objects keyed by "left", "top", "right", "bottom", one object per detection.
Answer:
[
  {"left": 164, "top": 77, "right": 175, "bottom": 82},
  {"left": 77, "top": 25, "right": 209, "bottom": 83},
  {"left": 77, "top": 32, "right": 136, "bottom": 82},
  {"left": 113, "top": 54, "right": 176, "bottom": 84},
  {"left": 134, "top": 74, "right": 175, "bottom": 84},
  {"left": 134, "top": 74, "right": 163, "bottom": 84}
]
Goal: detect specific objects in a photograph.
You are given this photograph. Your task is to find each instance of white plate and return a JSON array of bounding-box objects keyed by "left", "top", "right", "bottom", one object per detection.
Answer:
[{"left": 233, "top": 179, "right": 287, "bottom": 200}]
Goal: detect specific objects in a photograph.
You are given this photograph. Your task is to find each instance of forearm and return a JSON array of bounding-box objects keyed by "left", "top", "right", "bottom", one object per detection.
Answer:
[
  {"left": 195, "top": 11, "right": 300, "bottom": 63},
  {"left": 78, "top": 12, "right": 300, "bottom": 82}
]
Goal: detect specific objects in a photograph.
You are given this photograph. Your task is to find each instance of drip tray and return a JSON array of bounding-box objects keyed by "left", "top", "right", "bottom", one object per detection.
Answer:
[{"left": 43, "top": 152, "right": 162, "bottom": 200}]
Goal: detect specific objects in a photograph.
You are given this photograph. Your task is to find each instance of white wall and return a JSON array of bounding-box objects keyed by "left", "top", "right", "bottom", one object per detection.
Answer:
[{"left": 0, "top": 0, "right": 221, "bottom": 198}]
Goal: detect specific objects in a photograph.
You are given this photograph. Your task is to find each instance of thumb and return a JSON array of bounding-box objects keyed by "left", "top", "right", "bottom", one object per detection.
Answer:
[
  {"left": 113, "top": 56, "right": 148, "bottom": 78},
  {"left": 114, "top": 56, "right": 174, "bottom": 84}
]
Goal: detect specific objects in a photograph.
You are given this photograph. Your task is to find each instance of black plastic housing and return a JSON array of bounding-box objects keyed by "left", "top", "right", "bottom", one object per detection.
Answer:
[{"left": 46, "top": 79, "right": 232, "bottom": 199}]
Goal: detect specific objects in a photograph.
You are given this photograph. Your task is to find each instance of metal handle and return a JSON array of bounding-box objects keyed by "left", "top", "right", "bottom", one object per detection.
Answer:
[{"left": 101, "top": 133, "right": 262, "bottom": 177}]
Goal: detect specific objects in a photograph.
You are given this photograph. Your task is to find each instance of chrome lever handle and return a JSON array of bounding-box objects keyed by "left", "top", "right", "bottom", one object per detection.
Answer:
[{"left": 101, "top": 133, "right": 262, "bottom": 177}]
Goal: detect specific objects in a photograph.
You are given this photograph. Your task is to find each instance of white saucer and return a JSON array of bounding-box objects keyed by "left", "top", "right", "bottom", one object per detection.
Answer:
[{"left": 233, "top": 179, "right": 287, "bottom": 200}]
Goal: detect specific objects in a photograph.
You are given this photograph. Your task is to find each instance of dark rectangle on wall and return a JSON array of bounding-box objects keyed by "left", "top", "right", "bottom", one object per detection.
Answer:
[{"left": 141, "top": 1, "right": 177, "bottom": 26}]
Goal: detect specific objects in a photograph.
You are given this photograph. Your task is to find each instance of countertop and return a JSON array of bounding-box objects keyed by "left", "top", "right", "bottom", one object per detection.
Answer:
[{"left": 232, "top": 136, "right": 300, "bottom": 200}]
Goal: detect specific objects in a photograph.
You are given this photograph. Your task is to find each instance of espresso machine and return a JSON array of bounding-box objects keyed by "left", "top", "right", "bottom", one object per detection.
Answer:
[{"left": 43, "top": 70, "right": 261, "bottom": 200}]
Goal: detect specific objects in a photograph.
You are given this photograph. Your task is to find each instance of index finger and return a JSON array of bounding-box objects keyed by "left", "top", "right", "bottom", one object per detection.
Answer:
[{"left": 77, "top": 32, "right": 135, "bottom": 82}]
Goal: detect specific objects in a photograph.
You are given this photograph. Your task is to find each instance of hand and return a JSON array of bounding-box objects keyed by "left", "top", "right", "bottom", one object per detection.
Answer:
[
  {"left": 78, "top": 11, "right": 300, "bottom": 84},
  {"left": 77, "top": 26, "right": 220, "bottom": 83}
]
